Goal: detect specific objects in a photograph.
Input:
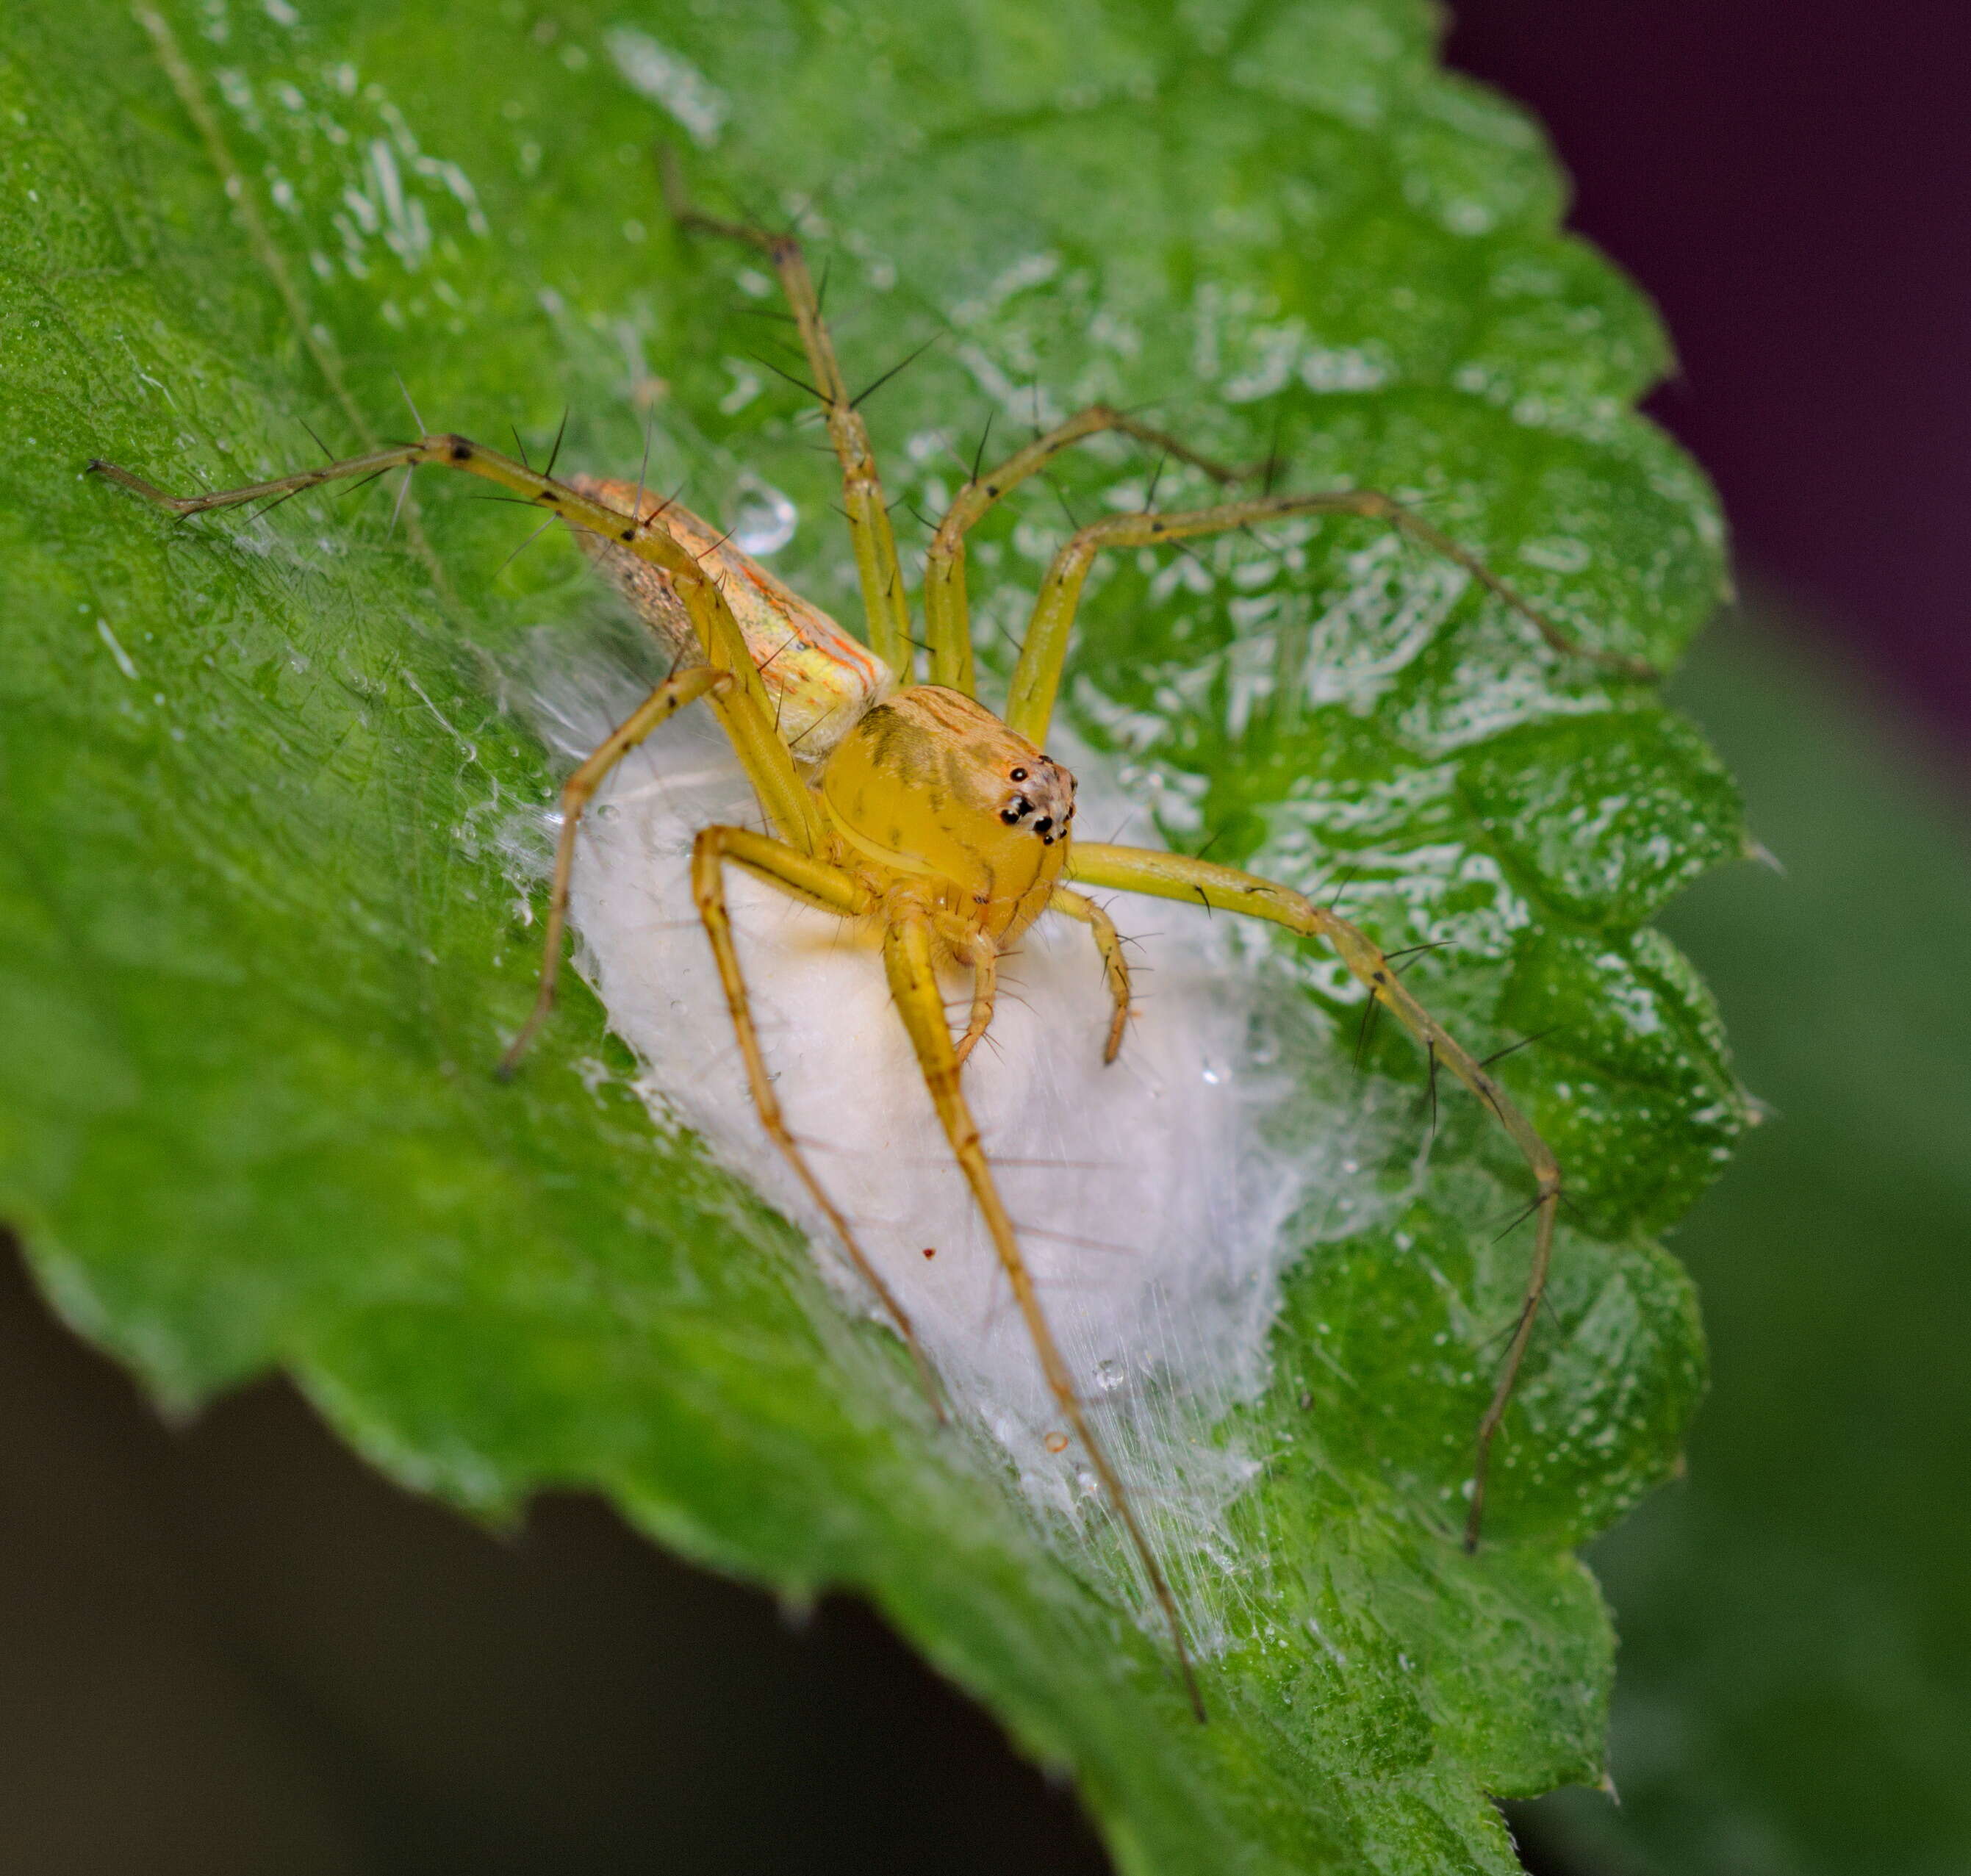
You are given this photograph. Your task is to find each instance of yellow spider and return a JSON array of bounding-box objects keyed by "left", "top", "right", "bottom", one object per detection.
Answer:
[{"left": 89, "top": 173, "right": 1653, "bottom": 1719}]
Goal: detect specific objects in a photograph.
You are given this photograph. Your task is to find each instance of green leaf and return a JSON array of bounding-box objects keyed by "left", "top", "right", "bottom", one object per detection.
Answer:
[
  {"left": 1523, "top": 617, "right": 1971, "bottom": 1874},
  {"left": 0, "top": 1, "right": 1743, "bottom": 1868}
]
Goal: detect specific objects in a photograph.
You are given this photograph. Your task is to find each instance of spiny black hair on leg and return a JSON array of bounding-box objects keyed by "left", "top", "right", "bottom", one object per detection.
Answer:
[
  {"left": 494, "top": 516, "right": 556, "bottom": 578},
  {"left": 334, "top": 466, "right": 395, "bottom": 504},
  {"left": 386, "top": 466, "right": 414, "bottom": 539},
  {"left": 1489, "top": 1190, "right": 1546, "bottom": 1245},
  {"left": 1382, "top": 939, "right": 1451, "bottom": 970},
  {"left": 543, "top": 409, "right": 570, "bottom": 480},
  {"left": 852, "top": 333, "right": 941, "bottom": 411},
  {"left": 1261, "top": 401, "right": 1286, "bottom": 497},
  {"left": 747, "top": 349, "right": 827, "bottom": 405},
  {"left": 392, "top": 370, "right": 426, "bottom": 435},
  {"left": 1479, "top": 1027, "right": 1558, "bottom": 1069},
  {"left": 1353, "top": 988, "right": 1384, "bottom": 1071}
]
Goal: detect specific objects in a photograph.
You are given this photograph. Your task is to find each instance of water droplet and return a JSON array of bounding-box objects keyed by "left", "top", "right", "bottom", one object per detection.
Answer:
[{"left": 729, "top": 472, "right": 796, "bottom": 556}]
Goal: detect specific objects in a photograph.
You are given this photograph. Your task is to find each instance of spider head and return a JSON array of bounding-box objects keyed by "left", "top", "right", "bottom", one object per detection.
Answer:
[{"left": 994, "top": 755, "right": 1076, "bottom": 847}]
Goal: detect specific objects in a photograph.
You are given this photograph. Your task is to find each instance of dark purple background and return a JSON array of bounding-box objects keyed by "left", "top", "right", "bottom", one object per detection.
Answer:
[{"left": 1448, "top": 1, "right": 1971, "bottom": 748}]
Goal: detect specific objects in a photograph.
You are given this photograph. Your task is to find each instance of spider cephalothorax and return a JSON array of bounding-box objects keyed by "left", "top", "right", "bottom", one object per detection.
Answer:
[
  {"left": 820, "top": 686, "right": 1073, "bottom": 943},
  {"left": 88, "top": 164, "right": 1656, "bottom": 1719}
]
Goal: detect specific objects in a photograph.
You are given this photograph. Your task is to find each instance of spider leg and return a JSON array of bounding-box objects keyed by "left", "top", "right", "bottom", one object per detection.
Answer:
[
  {"left": 499, "top": 664, "right": 733, "bottom": 1076},
  {"left": 922, "top": 406, "right": 1254, "bottom": 696},
  {"left": 661, "top": 152, "right": 914, "bottom": 679},
  {"left": 87, "top": 436, "right": 825, "bottom": 856},
  {"left": 1006, "top": 489, "right": 1659, "bottom": 747},
  {"left": 690, "top": 825, "right": 944, "bottom": 1419},
  {"left": 1048, "top": 886, "right": 1132, "bottom": 1065},
  {"left": 1066, "top": 841, "right": 1559, "bottom": 1551},
  {"left": 881, "top": 910, "right": 1204, "bottom": 1719},
  {"left": 930, "top": 912, "right": 999, "bottom": 1070}
]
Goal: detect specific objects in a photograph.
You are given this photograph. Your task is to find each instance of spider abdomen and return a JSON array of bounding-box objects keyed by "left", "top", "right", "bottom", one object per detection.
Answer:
[
  {"left": 567, "top": 476, "right": 891, "bottom": 759},
  {"left": 819, "top": 686, "right": 1075, "bottom": 940}
]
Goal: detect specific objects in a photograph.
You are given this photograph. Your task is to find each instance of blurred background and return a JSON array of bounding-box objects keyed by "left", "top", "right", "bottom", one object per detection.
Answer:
[{"left": 4, "top": 2, "right": 1968, "bottom": 1870}]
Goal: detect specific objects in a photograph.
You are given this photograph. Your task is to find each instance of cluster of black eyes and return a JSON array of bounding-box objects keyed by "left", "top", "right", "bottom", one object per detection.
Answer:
[{"left": 998, "top": 764, "right": 1071, "bottom": 842}]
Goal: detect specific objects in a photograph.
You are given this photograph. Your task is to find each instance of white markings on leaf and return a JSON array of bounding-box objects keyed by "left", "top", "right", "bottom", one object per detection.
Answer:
[{"left": 606, "top": 29, "right": 728, "bottom": 148}]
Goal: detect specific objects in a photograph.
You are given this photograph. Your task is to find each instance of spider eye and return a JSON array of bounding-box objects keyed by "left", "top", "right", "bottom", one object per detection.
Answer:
[
  {"left": 1033, "top": 816, "right": 1053, "bottom": 835},
  {"left": 999, "top": 807, "right": 1022, "bottom": 824},
  {"left": 1009, "top": 766, "right": 1027, "bottom": 782}
]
